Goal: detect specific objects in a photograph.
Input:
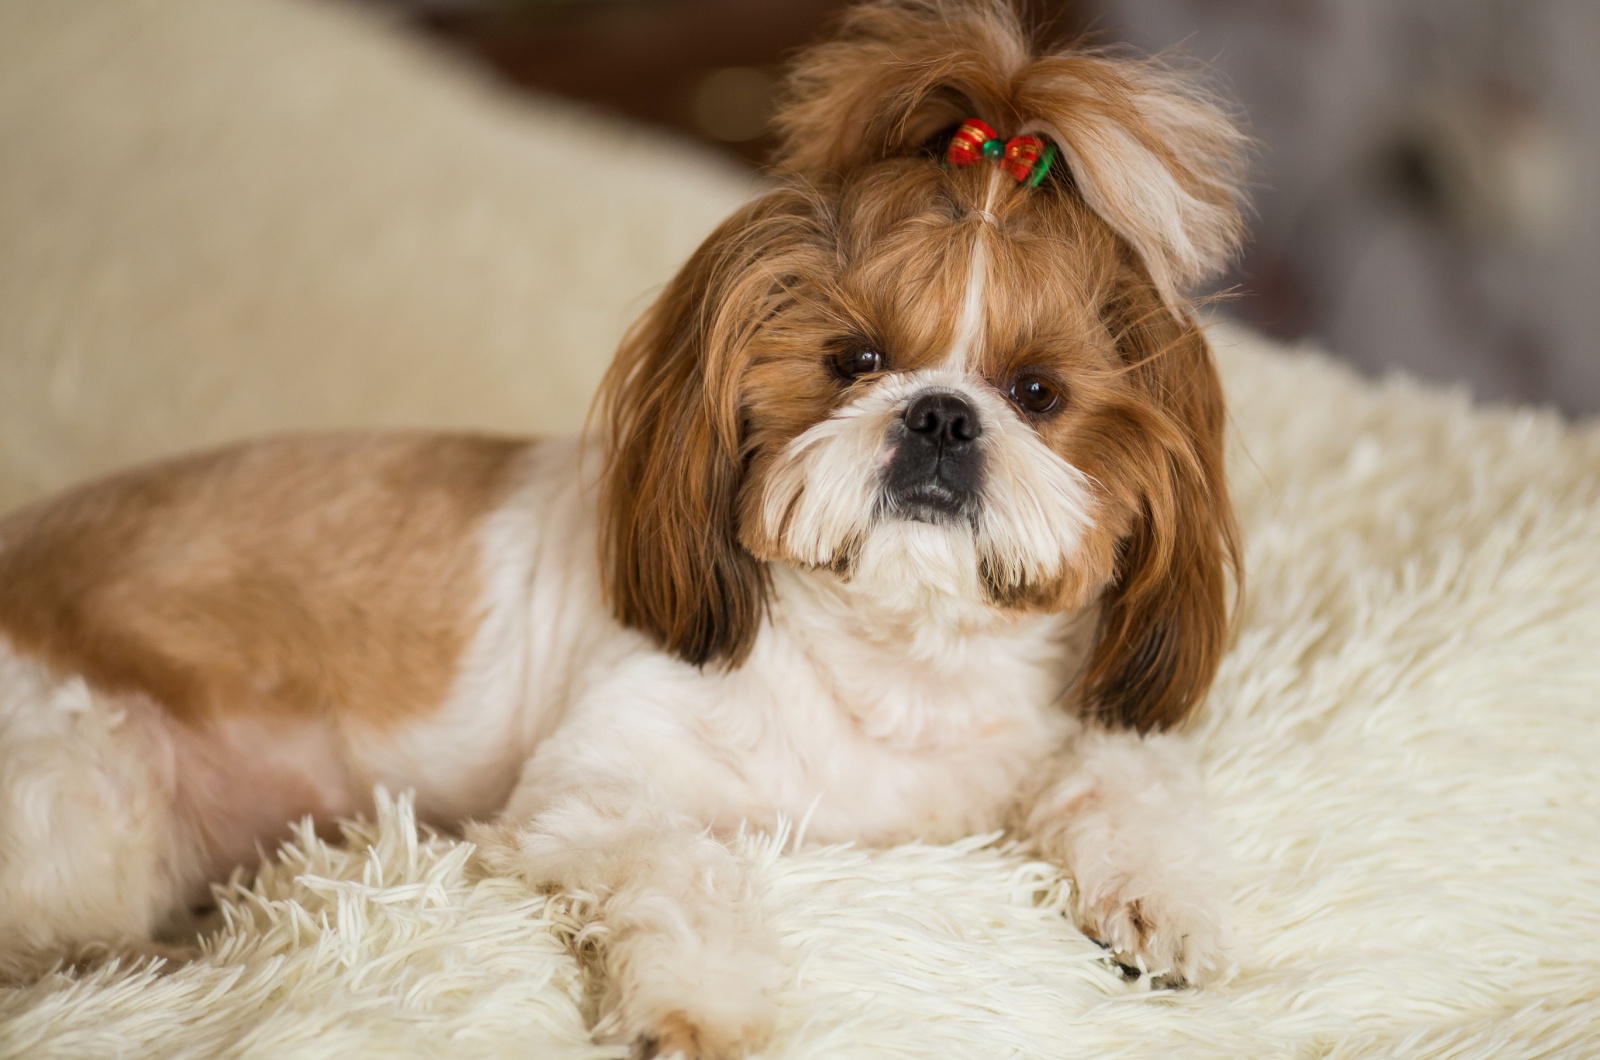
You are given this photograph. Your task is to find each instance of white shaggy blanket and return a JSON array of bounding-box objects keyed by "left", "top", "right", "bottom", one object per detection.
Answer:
[
  {"left": 3, "top": 335, "right": 1598, "bottom": 1059},
  {"left": 3, "top": 1, "right": 1599, "bottom": 1057}
]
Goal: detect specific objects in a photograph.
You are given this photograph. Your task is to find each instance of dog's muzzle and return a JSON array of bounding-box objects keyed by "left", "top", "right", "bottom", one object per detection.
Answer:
[{"left": 883, "top": 390, "right": 984, "bottom": 522}]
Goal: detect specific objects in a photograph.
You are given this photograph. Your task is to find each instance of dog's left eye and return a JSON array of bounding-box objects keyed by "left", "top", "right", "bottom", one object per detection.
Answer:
[
  {"left": 833, "top": 347, "right": 885, "bottom": 380},
  {"left": 1009, "top": 373, "right": 1064, "bottom": 415}
]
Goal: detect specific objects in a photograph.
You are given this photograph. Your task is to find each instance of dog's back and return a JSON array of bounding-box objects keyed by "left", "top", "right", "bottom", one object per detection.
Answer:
[{"left": 0, "top": 431, "right": 554, "bottom": 976}]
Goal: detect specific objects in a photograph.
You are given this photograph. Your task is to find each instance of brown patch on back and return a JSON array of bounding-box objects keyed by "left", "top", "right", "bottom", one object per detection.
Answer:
[{"left": 0, "top": 432, "right": 529, "bottom": 727}]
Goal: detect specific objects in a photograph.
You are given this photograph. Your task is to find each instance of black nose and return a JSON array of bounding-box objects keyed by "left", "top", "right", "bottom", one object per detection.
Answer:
[
  {"left": 884, "top": 390, "right": 985, "bottom": 522},
  {"left": 903, "top": 392, "right": 982, "bottom": 444}
]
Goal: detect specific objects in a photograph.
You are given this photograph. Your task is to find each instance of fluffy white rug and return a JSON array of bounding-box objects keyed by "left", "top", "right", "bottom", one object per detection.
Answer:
[
  {"left": 3, "top": 0, "right": 1599, "bottom": 1056},
  {"left": 2, "top": 331, "right": 1596, "bottom": 1059}
]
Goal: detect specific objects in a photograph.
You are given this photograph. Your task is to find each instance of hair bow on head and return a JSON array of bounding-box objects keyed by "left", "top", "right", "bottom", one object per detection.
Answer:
[{"left": 946, "top": 118, "right": 1057, "bottom": 187}]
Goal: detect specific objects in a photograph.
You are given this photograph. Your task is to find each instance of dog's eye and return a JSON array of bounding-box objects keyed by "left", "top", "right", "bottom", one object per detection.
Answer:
[
  {"left": 1009, "top": 373, "right": 1064, "bottom": 415},
  {"left": 833, "top": 347, "right": 885, "bottom": 380}
]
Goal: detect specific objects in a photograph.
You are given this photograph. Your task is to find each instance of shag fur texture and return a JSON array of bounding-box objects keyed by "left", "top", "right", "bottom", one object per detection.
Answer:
[
  {"left": 2, "top": 0, "right": 1598, "bottom": 1055},
  {"left": 3, "top": 331, "right": 1597, "bottom": 1058}
]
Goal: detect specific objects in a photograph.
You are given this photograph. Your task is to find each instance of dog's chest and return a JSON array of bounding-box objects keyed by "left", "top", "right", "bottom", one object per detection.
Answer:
[{"left": 695, "top": 631, "right": 1075, "bottom": 846}]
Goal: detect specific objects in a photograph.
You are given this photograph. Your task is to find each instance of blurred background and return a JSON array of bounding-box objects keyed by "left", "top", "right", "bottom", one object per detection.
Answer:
[{"left": 365, "top": 0, "right": 1600, "bottom": 416}]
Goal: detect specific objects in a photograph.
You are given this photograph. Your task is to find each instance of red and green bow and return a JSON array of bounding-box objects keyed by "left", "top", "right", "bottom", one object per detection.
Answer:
[{"left": 945, "top": 118, "right": 1057, "bottom": 187}]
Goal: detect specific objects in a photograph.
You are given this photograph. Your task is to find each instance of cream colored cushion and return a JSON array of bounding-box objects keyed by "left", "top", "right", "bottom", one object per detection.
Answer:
[{"left": 0, "top": 0, "right": 753, "bottom": 510}]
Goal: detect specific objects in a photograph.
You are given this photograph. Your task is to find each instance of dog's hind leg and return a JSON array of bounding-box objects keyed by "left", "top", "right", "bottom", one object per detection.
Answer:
[{"left": 0, "top": 641, "right": 200, "bottom": 982}]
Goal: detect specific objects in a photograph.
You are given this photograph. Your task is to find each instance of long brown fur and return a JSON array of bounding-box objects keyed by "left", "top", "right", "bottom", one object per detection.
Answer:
[
  {"left": 598, "top": 0, "right": 1244, "bottom": 728},
  {"left": 1078, "top": 256, "right": 1241, "bottom": 731},
  {"left": 595, "top": 194, "right": 824, "bottom": 667},
  {"left": 776, "top": 0, "right": 1248, "bottom": 307}
]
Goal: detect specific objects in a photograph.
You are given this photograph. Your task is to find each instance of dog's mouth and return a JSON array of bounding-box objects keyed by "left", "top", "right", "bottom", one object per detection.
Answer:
[
  {"left": 883, "top": 480, "right": 974, "bottom": 525},
  {"left": 880, "top": 418, "right": 984, "bottom": 526}
]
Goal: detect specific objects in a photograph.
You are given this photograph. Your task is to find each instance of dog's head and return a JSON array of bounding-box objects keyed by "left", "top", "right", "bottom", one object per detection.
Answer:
[{"left": 596, "top": 0, "right": 1245, "bottom": 732}]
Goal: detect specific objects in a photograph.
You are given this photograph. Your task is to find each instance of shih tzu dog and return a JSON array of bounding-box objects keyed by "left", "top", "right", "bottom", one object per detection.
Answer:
[{"left": 0, "top": 0, "right": 1247, "bottom": 1054}]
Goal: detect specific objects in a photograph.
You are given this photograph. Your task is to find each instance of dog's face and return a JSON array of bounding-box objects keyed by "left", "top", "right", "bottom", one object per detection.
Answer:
[
  {"left": 597, "top": 0, "right": 1245, "bottom": 733},
  {"left": 736, "top": 164, "right": 1138, "bottom": 623}
]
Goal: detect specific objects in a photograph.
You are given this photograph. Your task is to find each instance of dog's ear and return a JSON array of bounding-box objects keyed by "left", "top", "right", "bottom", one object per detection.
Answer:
[
  {"left": 1080, "top": 266, "right": 1240, "bottom": 733},
  {"left": 775, "top": 0, "right": 1247, "bottom": 307},
  {"left": 595, "top": 192, "right": 818, "bottom": 668}
]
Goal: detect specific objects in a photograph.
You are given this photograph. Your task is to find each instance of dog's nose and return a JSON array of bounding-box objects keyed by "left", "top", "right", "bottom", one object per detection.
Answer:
[
  {"left": 884, "top": 390, "right": 985, "bottom": 521},
  {"left": 903, "top": 392, "right": 982, "bottom": 445}
]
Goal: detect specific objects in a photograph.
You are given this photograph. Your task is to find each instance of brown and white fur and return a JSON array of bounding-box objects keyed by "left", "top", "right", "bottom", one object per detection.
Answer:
[{"left": 0, "top": 1, "right": 1247, "bottom": 1054}]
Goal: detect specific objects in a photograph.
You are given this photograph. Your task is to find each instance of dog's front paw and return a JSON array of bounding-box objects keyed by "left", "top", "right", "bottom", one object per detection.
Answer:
[
  {"left": 1071, "top": 871, "right": 1234, "bottom": 988},
  {"left": 605, "top": 925, "right": 779, "bottom": 1060}
]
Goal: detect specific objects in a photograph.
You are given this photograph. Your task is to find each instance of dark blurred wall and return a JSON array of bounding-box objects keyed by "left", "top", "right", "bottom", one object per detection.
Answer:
[
  {"left": 396, "top": 0, "right": 855, "bottom": 166},
  {"left": 1094, "top": 0, "right": 1600, "bottom": 416},
  {"left": 368, "top": 0, "right": 1598, "bottom": 416},
  {"left": 383, "top": 0, "right": 1088, "bottom": 165}
]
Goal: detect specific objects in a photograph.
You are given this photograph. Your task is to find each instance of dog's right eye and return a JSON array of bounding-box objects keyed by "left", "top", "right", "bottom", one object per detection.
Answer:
[{"left": 832, "top": 347, "right": 885, "bottom": 380}]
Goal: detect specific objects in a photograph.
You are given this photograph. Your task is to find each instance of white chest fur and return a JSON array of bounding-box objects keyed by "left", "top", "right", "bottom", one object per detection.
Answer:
[
  {"left": 362, "top": 444, "right": 1086, "bottom": 847},
  {"left": 504, "top": 553, "right": 1086, "bottom": 848},
  {"left": 701, "top": 569, "right": 1082, "bottom": 844}
]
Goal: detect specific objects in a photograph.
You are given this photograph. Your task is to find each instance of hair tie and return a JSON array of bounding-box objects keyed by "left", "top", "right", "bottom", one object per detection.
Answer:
[{"left": 946, "top": 118, "right": 1056, "bottom": 188}]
